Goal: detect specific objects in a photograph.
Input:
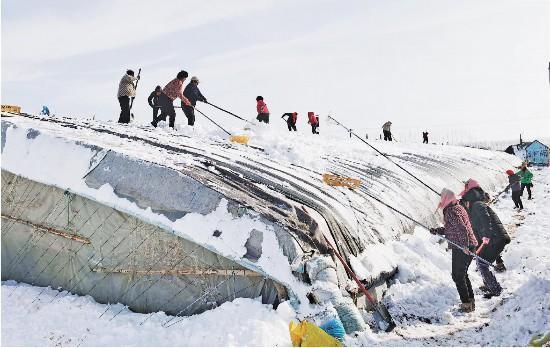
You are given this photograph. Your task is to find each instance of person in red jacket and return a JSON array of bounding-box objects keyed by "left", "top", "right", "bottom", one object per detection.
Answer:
[
  {"left": 281, "top": 112, "right": 298, "bottom": 131},
  {"left": 256, "top": 96, "right": 270, "bottom": 123},
  {"left": 308, "top": 112, "right": 319, "bottom": 134},
  {"left": 430, "top": 188, "right": 479, "bottom": 312}
]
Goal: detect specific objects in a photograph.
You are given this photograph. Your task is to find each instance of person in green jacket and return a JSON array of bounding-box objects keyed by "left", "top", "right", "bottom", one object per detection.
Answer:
[{"left": 517, "top": 164, "right": 534, "bottom": 200}]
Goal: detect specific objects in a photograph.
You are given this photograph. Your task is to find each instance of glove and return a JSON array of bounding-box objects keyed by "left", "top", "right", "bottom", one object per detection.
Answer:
[
  {"left": 202, "top": 98, "right": 208, "bottom": 103},
  {"left": 429, "top": 227, "right": 444, "bottom": 235}
]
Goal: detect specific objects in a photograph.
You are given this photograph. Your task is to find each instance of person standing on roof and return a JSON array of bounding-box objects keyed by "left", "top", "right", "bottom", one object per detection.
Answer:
[
  {"left": 308, "top": 112, "right": 319, "bottom": 134},
  {"left": 152, "top": 70, "right": 191, "bottom": 129},
  {"left": 517, "top": 164, "right": 533, "bottom": 200},
  {"left": 256, "top": 96, "right": 270, "bottom": 123},
  {"left": 182, "top": 76, "right": 207, "bottom": 126},
  {"left": 423, "top": 131, "right": 429, "bottom": 144},
  {"left": 282, "top": 112, "right": 298, "bottom": 131},
  {"left": 40, "top": 106, "right": 50, "bottom": 116},
  {"left": 117, "top": 69, "right": 139, "bottom": 124},
  {"left": 382, "top": 121, "right": 392, "bottom": 141},
  {"left": 430, "top": 188, "right": 478, "bottom": 313},
  {"left": 147, "top": 86, "right": 162, "bottom": 123},
  {"left": 461, "top": 183, "right": 510, "bottom": 298}
]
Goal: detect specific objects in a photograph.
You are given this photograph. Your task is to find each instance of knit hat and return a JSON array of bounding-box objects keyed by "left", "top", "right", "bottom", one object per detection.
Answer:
[
  {"left": 256, "top": 96, "right": 264, "bottom": 101},
  {"left": 506, "top": 169, "right": 514, "bottom": 176},
  {"left": 126, "top": 69, "right": 134, "bottom": 76},
  {"left": 437, "top": 188, "right": 458, "bottom": 210},
  {"left": 191, "top": 76, "right": 199, "bottom": 82},
  {"left": 154, "top": 85, "right": 162, "bottom": 92},
  {"left": 459, "top": 178, "right": 480, "bottom": 197}
]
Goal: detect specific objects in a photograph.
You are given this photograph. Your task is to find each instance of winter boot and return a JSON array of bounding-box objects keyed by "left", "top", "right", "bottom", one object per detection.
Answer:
[
  {"left": 483, "top": 291, "right": 501, "bottom": 299},
  {"left": 459, "top": 302, "right": 475, "bottom": 312},
  {"left": 479, "top": 285, "right": 488, "bottom": 292},
  {"left": 494, "top": 262, "right": 506, "bottom": 273}
]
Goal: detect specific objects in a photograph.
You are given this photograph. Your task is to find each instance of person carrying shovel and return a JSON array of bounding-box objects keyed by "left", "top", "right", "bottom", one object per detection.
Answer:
[
  {"left": 461, "top": 184, "right": 510, "bottom": 298},
  {"left": 430, "top": 188, "right": 479, "bottom": 312}
]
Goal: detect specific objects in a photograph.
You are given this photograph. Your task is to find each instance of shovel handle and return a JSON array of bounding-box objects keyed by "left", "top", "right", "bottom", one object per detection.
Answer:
[{"left": 321, "top": 235, "right": 378, "bottom": 305}]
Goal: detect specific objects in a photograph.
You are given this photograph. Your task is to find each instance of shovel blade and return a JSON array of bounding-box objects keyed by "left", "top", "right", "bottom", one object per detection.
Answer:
[{"left": 372, "top": 303, "right": 396, "bottom": 332}]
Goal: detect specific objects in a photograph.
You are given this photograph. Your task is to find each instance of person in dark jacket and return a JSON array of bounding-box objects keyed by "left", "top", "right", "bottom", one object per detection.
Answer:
[
  {"left": 430, "top": 188, "right": 478, "bottom": 312},
  {"left": 505, "top": 169, "right": 523, "bottom": 210},
  {"left": 459, "top": 178, "right": 506, "bottom": 272},
  {"left": 461, "top": 187, "right": 511, "bottom": 297},
  {"left": 458, "top": 179, "right": 491, "bottom": 204},
  {"left": 382, "top": 121, "right": 392, "bottom": 141},
  {"left": 147, "top": 86, "right": 162, "bottom": 122},
  {"left": 181, "top": 76, "right": 207, "bottom": 126},
  {"left": 281, "top": 112, "right": 298, "bottom": 131},
  {"left": 422, "top": 131, "right": 429, "bottom": 144}
]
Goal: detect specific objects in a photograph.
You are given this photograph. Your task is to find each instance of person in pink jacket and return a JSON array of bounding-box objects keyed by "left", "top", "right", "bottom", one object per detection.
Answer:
[
  {"left": 152, "top": 70, "right": 191, "bottom": 128},
  {"left": 431, "top": 188, "right": 479, "bottom": 312},
  {"left": 256, "top": 96, "right": 270, "bottom": 123}
]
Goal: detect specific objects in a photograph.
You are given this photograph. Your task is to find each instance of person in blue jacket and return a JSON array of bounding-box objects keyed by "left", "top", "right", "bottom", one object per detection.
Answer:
[
  {"left": 40, "top": 105, "right": 50, "bottom": 116},
  {"left": 181, "top": 76, "right": 207, "bottom": 126}
]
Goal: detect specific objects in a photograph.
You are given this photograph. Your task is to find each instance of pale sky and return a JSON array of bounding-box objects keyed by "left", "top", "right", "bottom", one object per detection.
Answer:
[{"left": 2, "top": 0, "right": 549, "bottom": 143}]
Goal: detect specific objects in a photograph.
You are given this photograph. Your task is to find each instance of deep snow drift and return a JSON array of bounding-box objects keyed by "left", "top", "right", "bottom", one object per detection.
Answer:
[
  {"left": 2, "top": 166, "right": 548, "bottom": 347},
  {"left": 3, "top": 112, "right": 545, "bottom": 346}
]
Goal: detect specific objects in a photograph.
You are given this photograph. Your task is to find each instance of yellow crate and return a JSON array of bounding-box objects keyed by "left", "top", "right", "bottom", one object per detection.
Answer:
[
  {"left": 322, "top": 173, "right": 361, "bottom": 189},
  {"left": 1, "top": 105, "right": 21, "bottom": 114}
]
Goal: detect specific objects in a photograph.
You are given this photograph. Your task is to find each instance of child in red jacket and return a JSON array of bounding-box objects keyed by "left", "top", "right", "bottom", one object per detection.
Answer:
[
  {"left": 256, "top": 96, "right": 270, "bottom": 123},
  {"left": 308, "top": 112, "right": 319, "bottom": 134}
]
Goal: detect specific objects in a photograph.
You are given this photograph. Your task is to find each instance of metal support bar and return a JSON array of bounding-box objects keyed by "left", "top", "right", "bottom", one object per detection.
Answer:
[
  {"left": 92, "top": 267, "right": 262, "bottom": 277},
  {"left": 1, "top": 214, "right": 91, "bottom": 244}
]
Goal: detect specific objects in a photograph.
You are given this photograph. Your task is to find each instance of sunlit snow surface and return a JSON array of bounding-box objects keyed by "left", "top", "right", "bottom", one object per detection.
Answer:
[
  {"left": 3, "top": 167, "right": 548, "bottom": 346},
  {"left": 1, "top": 115, "right": 548, "bottom": 346}
]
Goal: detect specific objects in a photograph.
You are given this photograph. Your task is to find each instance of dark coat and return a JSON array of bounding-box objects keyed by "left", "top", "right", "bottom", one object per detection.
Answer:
[
  {"left": 183, "top": 82, "right": 206, "bottom": 106},
  {"left": 461, "top": 189, "right": 511, "bottom": 244},
  {"left": 148, "top": 91, "right": 160, "bottom": 108},
  {"left": 282, "top": 113, "right": 297, "bottom": 125},
  {"left": 507, "top": 173, "right": 521, "bottom": 192}
]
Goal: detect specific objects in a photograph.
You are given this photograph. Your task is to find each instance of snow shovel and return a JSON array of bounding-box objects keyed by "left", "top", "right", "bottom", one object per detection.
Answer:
[
  {"left": 129, "top": 68, "right": 141, "bottom": 121},
  {"left": 193, "top": 106, "right": 250, "bottom": 145},
  {"left": 322, "top": 235, "right": 396, "bottom": 332}
]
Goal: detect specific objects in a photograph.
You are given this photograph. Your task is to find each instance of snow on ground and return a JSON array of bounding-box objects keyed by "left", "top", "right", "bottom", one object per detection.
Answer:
[
  {"left": 349, "top": 165, "right": 550, "bottom": 346},
  {"left": 1, "top": 282, "right": 294, "bottom": 346},
  {"left": 1, "top": 114, "right": 546, "bottom": 346},
  {"left": 2, "top": 167, "right": 548, "bottom": 346}
]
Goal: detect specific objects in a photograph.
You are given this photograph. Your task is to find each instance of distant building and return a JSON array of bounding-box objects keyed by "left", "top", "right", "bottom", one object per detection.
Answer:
[{"left": 505, "top": 140, "right": 549, "bottom": 166}]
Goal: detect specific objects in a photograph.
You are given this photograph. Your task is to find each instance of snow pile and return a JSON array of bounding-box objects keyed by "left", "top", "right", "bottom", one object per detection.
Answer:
[
  {"left": 1, "top": 281, "right": 294, "bottom": 347},
  {"left": 473, "top": 166, "right": 550, "bottom": 346},
  {"left": 3, "top": 113, "right": 545, "bottom": 346},
  {"left": 348, "top": 166, "right": 550, "bottom": 346},
  {"left": 1, "top": 114, "right": 520, "bottom": 285}
]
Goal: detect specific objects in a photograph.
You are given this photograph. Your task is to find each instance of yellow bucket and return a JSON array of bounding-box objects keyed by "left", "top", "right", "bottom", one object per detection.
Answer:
[{"left": 230, "top": 135, "right": 250, "bottom": 145}]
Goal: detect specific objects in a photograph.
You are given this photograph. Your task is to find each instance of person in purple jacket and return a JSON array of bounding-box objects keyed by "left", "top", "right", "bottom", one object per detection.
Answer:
[{"left": 430, "top": 188, "right": 479, "bottom": 312}]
